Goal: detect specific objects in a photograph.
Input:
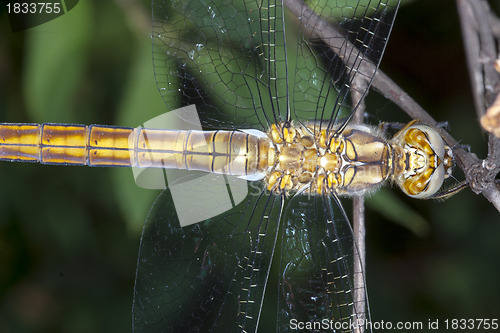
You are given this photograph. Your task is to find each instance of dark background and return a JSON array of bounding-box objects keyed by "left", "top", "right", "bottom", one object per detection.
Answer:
[{"left": 0, "top": 0, "right": 499, "bottom": 332}]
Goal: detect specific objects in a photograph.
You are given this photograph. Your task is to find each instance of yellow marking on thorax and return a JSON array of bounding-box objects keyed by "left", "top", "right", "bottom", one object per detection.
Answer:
[{"left": 265, "top": 122, "right": 393, "bottom": 195}]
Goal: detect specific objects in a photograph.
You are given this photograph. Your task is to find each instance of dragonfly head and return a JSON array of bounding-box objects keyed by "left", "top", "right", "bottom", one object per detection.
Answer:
[{"left": 396, "top": 123, "right": 453, "bottom": 199}]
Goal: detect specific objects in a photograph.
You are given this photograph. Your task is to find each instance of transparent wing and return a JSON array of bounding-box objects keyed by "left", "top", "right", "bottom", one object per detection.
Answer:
[
  {"left": 152, "top": 0, "right": 288, "bottom": 131},
  {"left": 291, "top": 0, "right": 399, "bottom": 132},
  {"left": 132, "top": 176, "right": 283, "bottom": 332},
  {"left": 278, "top": 193, "right": 370, "bottom": 332}
]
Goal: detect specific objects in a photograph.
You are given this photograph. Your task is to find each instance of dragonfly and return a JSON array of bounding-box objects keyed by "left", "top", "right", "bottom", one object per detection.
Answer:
[{"left": 1, "top": 0, "right": 465, "bottom": 332}]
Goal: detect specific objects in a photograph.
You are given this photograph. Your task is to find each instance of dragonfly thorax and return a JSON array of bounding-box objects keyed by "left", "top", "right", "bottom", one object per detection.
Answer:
[{"left": 265, "top": 122, "right": 392, "bottom": 196}]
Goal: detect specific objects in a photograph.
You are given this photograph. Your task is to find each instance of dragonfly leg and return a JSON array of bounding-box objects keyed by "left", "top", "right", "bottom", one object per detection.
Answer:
[
  {"left": 378, "top": 121, "right": 410, "bottom": 136},
  {"left": 435, "top": 121, "right": 451, "bottom": 131},
  {"left": 425, "top": 181, "right": 469, "bottom": 200},
  {"left": 450, "top": 142, "right": 472, "bottom": 153}
]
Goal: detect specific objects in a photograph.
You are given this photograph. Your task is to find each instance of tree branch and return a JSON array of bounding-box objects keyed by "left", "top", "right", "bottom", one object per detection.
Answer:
[
  {"left": 457, "top": 0, "right": 498, "bottom": 113},
  {"left": 351, "top": 76, "right": 368, "bottom": 333},
  {"left": 456, "top": 0, "right": 500, "bottom": 211},
  {"left": 456, "top": 0, "right": 485, "bottom": 119}
]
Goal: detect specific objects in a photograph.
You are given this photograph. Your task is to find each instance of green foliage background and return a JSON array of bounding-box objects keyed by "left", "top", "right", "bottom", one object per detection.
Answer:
[{"left": 0, "top": 0, "right": 498, "bottom": 332}]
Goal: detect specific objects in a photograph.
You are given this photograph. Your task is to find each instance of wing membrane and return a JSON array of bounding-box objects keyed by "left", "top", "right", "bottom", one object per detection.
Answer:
[
  {"left": 291, "top": 0, "right": 399, "bottom": 132},
  {"left": 152, "top": 0, "right": 289, "bottom": 130},
  {"left": 278, "top": 193, "right": 370, "bottom": 332},
  {"left": 133, "top": 177, "right": 283, "bottom": 332}
]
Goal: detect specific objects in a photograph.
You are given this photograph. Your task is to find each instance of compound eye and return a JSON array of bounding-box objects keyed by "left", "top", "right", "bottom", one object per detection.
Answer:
[
  {"left": 402, "top": 163, "right": 445, "bottom": 199},
  {"left": 408, "top": 124, "right": 446, "bottom": 160}
]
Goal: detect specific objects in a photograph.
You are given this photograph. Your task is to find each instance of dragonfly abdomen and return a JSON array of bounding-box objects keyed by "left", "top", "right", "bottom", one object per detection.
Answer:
[
  {"left": 0, "top": 123, "right": 272, "bottom": 176},
  {"left": 0, "top": 123, "right": 269, "bottom": 176},
  {"left": 0, "top": 123, "right": 134, "bottom": 166},
  {"left": 133, "top": 128, "right": 271, "bottom": 176}
]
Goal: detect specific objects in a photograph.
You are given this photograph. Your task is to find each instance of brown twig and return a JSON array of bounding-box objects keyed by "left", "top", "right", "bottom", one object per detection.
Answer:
[
  {"left": 457, "top": 0, "right": 498, "bottom": 113},
  {"left": 455, "top": 0, "right": 500, "bottom": 211},
  {"left": 456, "top": 0, "right": 486, "bottom": 119},
  {"left": 351, "top": 77, "right": 368, "bottom": 332}
]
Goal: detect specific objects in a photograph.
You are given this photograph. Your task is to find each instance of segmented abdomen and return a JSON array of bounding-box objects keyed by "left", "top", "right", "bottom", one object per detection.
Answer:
[{"left": 0, "top": 124, "right": 271, "bottom": 176}]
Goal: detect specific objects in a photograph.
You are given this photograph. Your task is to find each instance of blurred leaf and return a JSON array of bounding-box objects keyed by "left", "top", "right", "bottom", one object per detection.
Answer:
[
  {"left": 367, "top": 188, "right": 430, "bottom": 237},
  {"left": 23, "top": 1, "right": 92, "bottom": 122}
]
